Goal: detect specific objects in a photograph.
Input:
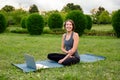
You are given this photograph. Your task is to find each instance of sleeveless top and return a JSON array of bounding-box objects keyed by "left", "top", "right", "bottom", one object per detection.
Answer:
[{"left": 64, "top": 32, "right": 80, "bottom": 59}]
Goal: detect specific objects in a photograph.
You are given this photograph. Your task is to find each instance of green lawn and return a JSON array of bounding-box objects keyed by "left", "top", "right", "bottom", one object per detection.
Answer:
[
  {"left": 92, "top": 24, "right": 113, "bottom": 31},
  {"left": 0, "top": 32, "right": 120, "bottom": 80}
]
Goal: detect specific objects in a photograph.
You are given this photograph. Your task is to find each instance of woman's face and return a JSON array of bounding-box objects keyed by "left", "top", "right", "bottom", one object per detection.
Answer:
[{"left": 65, "top": 21, "right": 73, "bottom": 32}]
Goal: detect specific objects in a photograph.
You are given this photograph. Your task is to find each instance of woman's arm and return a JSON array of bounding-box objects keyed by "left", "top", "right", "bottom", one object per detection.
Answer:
[
  {"left": 69, "top": 32, "right": 79, "bottom": 55},
  {"left": 58, "top": 32, "right": 79, "bottom": 64}
]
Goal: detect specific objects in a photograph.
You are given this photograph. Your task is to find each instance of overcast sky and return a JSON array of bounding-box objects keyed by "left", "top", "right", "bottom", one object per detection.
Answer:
[{"left": 0, "top": 0, "right": 120, "bottom": 14}]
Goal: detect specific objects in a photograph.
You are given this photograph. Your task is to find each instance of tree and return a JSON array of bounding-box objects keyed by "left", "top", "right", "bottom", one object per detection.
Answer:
[
  {"left": 85, "top": 15, "right": 92, "bottom": 30},
  {"left": 11, "top": 9, "right": 28, "bottom": 25},
  {"left": 65, "top": 10, "right": 86, "bottom": 36},
  {"left": 62, "top": 3, "right": 83, "bottom": 13},
  {"left": 0, "top": 13, "right": 6, "bottom": 33},
  {"left": 29, "top": 4, "right": 39, "bottom": 13},
  {"left": 48, "top": 13, "right": 63, "bottom": 30},
  {"left": 98, "top": 11, "right": 111, "bottom": 24},
  {"left": 112, "top": 9, "right": 120, "bottom": 38},
  {"left": 26, "top": 13, "right": 44, "bottom": 35},
  {"left": 21, "top": 16, "right": 27, "bottom": 28},
  {"left": 91, "top": 6, "right": 106, "bottom": 24},
  {"left": 1, "top": 5, "right": 15, "bottom": 12},
  {"left": 90, "top": 8, "right": 98, "bottom": 24},
  {"left": 43, "top": 10, "right": 59, "bottom": 26},
  {"left": 96, "top": 6, "right": 105, "bottom": 16}
]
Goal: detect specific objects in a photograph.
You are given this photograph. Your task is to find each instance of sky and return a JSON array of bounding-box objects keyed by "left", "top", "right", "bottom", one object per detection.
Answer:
[{"left": 0, "top": 0, "right": 120, "bottom": 14}]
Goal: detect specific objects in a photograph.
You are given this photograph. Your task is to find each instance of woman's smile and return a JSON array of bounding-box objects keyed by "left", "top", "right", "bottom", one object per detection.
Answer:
[{"left": 65, "top": 22, "right": 73, "bottom": 31}]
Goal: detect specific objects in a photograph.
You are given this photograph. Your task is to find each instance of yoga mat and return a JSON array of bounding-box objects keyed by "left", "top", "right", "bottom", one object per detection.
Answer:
[
  {"left": 80, "top": 54, "right": 106, "bottom": 62},
  {"left": 13, "top": 60, "right": 63, "bottom": 72},
  {"left": 12, "top": 54, "right": 106, "bottom": 72}
]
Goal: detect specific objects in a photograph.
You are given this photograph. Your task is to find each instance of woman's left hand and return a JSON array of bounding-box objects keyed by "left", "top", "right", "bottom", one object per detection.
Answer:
[{"left": 68, "top": 50, "right": 73, "bottom": 54}]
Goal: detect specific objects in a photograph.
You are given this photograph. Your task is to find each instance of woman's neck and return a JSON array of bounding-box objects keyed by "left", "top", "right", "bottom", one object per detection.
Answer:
[{"left": 67, "top": 31, "right": 73, "bottom": 35}]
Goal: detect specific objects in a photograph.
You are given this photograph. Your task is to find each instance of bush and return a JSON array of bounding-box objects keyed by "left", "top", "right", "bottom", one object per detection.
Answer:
[
  {"left": 48, "top": 13, "right": 63, "bottom": 31},
  {"left": 10, "top": 27, "right": 28, "bottom": 34},
  {"left": 21, "top": 16, "right": 27, "bottom": 28},
  {"left": 112, "top": 9, "right": 120, "bottom": 38},
  {"left": 85, "top": 15, "right": 92, "bottom": 30},
  {"left": 26, "top": 13, "right": 44, "bottom": 35},
  {"left": 65, "top": 10, "right": 86, "bottom": 36},
  {"left": 0, "top": 13, "right": 6, "bottom": 33},
  {"left": 11, "top": 9, "right": 28, "bottom": 25},
  {"left": 98, "top": 11, "right": 111, "bottom": 24}
]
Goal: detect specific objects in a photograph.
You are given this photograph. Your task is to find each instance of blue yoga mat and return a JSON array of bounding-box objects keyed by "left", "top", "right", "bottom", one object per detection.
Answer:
[
  {"left": 13, "top": 60, "right": 63, "bottom": 72},
  {"left": 12, "top": 54, "right": 106, "bottom": 72},
  {"left": 80, "top": 54, "right": 106, "bottom": 62}
]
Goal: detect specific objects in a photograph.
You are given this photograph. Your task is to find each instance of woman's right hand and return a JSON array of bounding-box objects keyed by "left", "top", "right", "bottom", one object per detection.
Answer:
[{"left": 58, "top": 59, "right": 64, "bottom": 64}]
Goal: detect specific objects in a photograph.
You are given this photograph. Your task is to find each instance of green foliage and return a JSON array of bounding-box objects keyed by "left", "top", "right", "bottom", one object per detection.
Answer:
[
  {"left": 21, "top": 16, "right": 27, "bottom": 28},
  {"left": 62, "top": 3, "right": 83, "bottom": 13},
  {"left": 0, "top": 9, "right": 28, "bottom": 26},
  {"left": 1, "top": 5, "right": 15, "bottom": 12},
  {"left": 60, "top": 12, "right": 67, "bottom": 21},
  {"left": 10, "top": 27, "right": 28, "bottom": 34},
  {"left": 0, "top": 10, "right": 10, "bottom": 26},
  {"left": 66, "top": 10, "right": 86, "bottom": 36},
  {"left": 29, "top": 4, "right": 39, "bottom": 13},
  {"left": 11, "top": 9, "right": 28, "bottom": 25},
  {"left": 96, "top": 6, "right": 105, "bottom": 16},
  {"left": 0, "top": 13, "right": 6, "bottom": 33},
  {"left": 91, "top": 6, "right": 110, "bottom": 24},
  {"left": 84, "top": 29, "right": 115, "bottom": 36},
  {"left": 42, "top": 10, "right": 59, "bottom": 27},
  {"left": 85, "top": 15, "right": 92, "bottom": 30},
  {"left": 98, "top": 11, "right": 111, "bottom": 24},
  {"left": 0, "top": 11, "right": 15, "bottom": 26},
  {"left": 112, "top": 9, "right": 120, "bottom": 38},
  {"left": 26, "top": 13, "right": 44, "bottom": 35},
  {"left": 48, "top": 13, "right": 63, "bottom": 30},
  {"left": 0, "top": 75, "right": 8, "bottom": 80}
]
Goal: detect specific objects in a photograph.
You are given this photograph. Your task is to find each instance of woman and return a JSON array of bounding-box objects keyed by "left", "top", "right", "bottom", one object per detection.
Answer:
[{"left": 47, "top": 19, "right": 80, "bottom": 66}]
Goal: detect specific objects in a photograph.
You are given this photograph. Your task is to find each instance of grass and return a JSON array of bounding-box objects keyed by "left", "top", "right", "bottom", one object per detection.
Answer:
[
  {"left": 92, "top": 24, "right": 113, "bottom": 31},
  {"left": 0, "top": 31, "right": 120, "bottom": 80},
  {"left": 84, "top": 24, "right": 115, "bottom": 36}
]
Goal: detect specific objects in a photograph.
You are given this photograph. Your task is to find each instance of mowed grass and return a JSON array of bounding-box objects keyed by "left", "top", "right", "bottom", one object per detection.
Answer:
[
  {"left": 92, "top": 24, "right": 113, "bottom": 31},
  {"left": 0, "top": 29, "right": 120, "bottom": 80}
]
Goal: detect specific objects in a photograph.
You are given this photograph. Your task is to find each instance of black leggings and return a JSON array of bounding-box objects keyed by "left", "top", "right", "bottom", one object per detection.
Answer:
[{"left": 47, "top": 53, "right": 80, "bottom": 66}]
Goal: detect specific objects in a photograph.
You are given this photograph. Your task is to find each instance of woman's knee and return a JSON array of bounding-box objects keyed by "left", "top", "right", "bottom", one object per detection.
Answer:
[
  {"left": 47, "top": 53, "right": 57, "bottom": 59},
  {"left": 47, "top": 53, "right": 52, "bottom": 59},
  {"left": 62, "top": 58, "right": 80, "bottom": 66}
]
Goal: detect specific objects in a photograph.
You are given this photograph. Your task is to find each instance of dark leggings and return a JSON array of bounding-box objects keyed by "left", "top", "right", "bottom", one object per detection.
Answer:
[{"left": 47, "top": 53, "right": 80, "bottom": 66}]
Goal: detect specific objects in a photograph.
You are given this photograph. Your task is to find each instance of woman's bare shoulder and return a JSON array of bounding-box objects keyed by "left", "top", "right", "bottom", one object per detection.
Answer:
[
  {"left": 73, "top": 32, "right": 79, "bottom": 37},
  {"left": 62, "top": 33, "right": 66, "bottom": 38},
  {"left": 63, "top": 33, "right": 66, "bottom": 36}
]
